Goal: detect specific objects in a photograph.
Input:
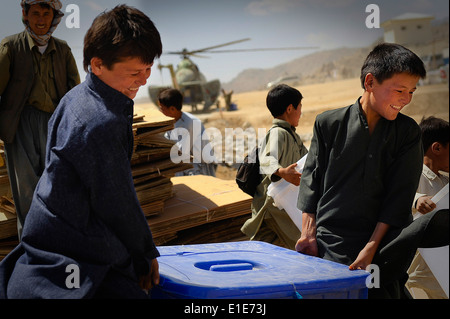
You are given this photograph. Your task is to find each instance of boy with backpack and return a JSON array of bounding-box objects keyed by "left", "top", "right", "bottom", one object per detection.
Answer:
[{"left": 241, "top": 84, "right": 308, "bottom": 250}]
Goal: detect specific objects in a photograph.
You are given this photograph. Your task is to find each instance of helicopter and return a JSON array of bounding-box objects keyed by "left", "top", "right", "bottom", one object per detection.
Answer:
[{"left": 148, "top": 38, "right": 318, "bottom": 112}]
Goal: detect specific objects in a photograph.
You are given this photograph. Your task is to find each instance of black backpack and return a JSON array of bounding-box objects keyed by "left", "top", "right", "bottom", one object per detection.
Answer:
[
  {"left": 236, "top": 125, "right": 299, "bottom": 197},
  {"left": 235, "top": 144, "right": 261, "bottom": 197}
]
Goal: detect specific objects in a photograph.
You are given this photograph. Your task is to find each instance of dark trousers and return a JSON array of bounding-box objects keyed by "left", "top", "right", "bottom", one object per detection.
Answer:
[
  {"left": 4, "top": 106, "right": 51, "bottom": 238},
  {"left": 370, "top": 209, "right": 449, "bottom": 299}
]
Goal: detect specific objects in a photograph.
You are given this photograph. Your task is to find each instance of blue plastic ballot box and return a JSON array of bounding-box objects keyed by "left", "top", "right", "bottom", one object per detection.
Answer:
[{"left": 151, "top": 241, "right": 369, "bottom": 299}]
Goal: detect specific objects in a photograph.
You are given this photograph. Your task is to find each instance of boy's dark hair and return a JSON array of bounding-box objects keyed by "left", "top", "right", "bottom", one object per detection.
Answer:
[
  {"left": 266, "top": 84, "right": 303, "bottom": 118},
  {"left": 419, "top": 116, "right": 449, "bottom": 153},
  {"left": 360, "top": 43, "right": 427, "bottom": 90},
  {"left": 158, "top": 88, "right": 184, "bottom": 111},
  {"left": 83, "top": 5, "right": 162, "bottom": 72}
]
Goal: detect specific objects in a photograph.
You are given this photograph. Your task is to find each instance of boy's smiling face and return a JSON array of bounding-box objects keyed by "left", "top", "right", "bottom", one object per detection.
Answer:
[
  {"left": 91, "top": 57, "right": 153, "bottom": 99},
  {"left": 365, "top": 72, "right": 420, "bottom": 121}
]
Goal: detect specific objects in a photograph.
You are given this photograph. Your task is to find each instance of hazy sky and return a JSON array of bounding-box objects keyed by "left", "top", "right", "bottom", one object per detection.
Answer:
[{"left": 1, "top": 0, "right": 448, "bottom": 100}]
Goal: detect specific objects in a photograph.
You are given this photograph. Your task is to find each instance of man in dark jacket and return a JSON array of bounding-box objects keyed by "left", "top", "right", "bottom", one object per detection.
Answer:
[{"left": 0, "top": 0, "right": 80, "bottom": 237}]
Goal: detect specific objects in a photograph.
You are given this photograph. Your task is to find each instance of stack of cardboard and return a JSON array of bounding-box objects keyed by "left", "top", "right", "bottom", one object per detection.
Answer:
[
  {"left": 131, "top": 114, "right": 192, "bottom": 217},
  {"left": 0, "top": 197, "right": 16, "bottom": 240},
  {"left": 0, "top": 176, "right": 253, "bottom": 261},
  {"left": 0, "top": 114, "right": 254, "bottom": 259},
  {"left": 0, "top": 114, "right": 192, "bottom": 258},
  {"left": 147, "top": 175, "right": 252, "bottom": 245},
  {"left": 0, "top": 141, "right": 10, "bottom": 196},
  {"left": 0, "top": 141, "right": 18, "bottom": 259},
  {"left": 0, "top": 237, "right": 18, "bottom": 261}
]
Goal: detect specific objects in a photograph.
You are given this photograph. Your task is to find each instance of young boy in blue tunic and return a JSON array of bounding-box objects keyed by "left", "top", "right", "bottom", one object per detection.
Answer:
[
  {"left": 296, "top": 43, "right": 449, "bottom": 298},
  {"left": 0, "top": 5, "right": 162, "bottom": 299}
]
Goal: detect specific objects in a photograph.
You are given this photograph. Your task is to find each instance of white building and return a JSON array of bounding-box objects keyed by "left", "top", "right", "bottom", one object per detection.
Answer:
[{"left": 381, "top": 13, "right": 434, "bottom": 46}]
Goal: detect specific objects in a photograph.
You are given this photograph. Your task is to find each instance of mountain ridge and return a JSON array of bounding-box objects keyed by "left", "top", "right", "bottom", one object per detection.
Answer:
[{"left": 222, "top": 17, "right": 448, "bottom": 93}]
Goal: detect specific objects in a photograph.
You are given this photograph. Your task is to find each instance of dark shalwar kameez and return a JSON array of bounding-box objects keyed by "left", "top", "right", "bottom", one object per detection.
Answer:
[{"left": 297, "top": 99, "right": 449, "bottom": 298}]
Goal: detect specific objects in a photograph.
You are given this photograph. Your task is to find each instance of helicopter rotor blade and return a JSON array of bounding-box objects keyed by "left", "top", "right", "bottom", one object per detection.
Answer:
[
  {"left": 204, "top": 46, "right": 319, "bottom": 53},
  {"left": 165, "top": 49, "right": 189, "bottom": 55},
  {"left": 189, "top": 53, "right": 210, "bottom": 59},
  {"left": 163, "top": 39, "right": 318, "bottom": 59},
  {"left": 165, "top": 38, "right": 252, "bottom": 57},
  {"left": 188, "top": 38, "right": 251, "bottom": 55}
]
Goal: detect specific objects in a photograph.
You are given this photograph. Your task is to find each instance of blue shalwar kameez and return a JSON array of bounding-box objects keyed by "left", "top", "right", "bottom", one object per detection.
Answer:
[{"left": 0, "top": 72, "right": 159, "bottom": 299}]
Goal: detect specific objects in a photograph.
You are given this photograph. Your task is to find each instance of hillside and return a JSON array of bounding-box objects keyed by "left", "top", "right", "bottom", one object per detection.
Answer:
[
  {"left": 222, "top": 46, "right": 371, "bottom": 93},
  {"left": 222, "top": 18, "right": 449, "bottom": 94}
]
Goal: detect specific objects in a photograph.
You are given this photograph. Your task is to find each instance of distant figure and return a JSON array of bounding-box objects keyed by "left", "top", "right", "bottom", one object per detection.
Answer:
[
  {"left": 407, "top": 116, "right": 449, "bottom": 299},
  {"left": 241, "top": 84, "right": 308, "bottom": 250},
  {"left": 222, "top": 88, "right": 234, "bottom": 111},
  {"left": 0, "top": 0, "right": 80, "bottom": 238},
  {"left": 158, "top": 88, "right": 217, "bottom": 177}
]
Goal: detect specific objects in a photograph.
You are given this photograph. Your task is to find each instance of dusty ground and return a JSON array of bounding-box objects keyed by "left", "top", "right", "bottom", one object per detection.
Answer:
[{"left": 135, "top": 78, "right": 449, "bottom": 180}]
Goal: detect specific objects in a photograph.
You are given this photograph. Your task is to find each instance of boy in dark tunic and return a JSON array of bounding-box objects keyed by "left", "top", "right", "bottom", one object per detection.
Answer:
[{"left": 296, "top": 43, "right": 449, "bottom": 298}]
